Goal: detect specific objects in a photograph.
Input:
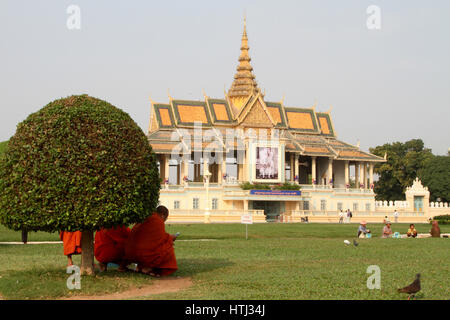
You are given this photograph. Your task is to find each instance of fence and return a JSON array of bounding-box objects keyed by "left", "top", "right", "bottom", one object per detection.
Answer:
[{"left": 166, "top": 209, "right": 265, "bottom": 223}]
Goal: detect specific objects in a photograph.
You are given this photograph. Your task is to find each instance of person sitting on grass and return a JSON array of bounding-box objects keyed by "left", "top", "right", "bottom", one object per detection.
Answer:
[
  {"left": 94, "top": 225, "right": 131, "bottom": 272},
  {"left": 357, "top": 221, "right": 371, "bottom": 238},
  {"left": 125, "top": 205, "right": 178, "bottom": 277},
  {"left": 430, "top": 220, "right": 441, "bottom": 238},
  {"left": 59, "top": 231, "right": 82, "bottom": 266},
  {"left": 407, "top": 224, "right": 418, "bottom": 238},
  {"left": 382, "top": 221, "right": 393, "bottom": 238}
]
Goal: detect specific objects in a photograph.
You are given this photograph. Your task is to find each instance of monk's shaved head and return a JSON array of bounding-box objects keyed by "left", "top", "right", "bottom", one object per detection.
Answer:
[{"left": 156, "top": 205, "right": 169, "bottom": 221}]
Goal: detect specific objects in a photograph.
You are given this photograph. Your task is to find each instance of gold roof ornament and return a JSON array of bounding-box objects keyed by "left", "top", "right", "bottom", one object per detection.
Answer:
[{"left": 228, "top": 16, "right": 259, "bottom": 108}]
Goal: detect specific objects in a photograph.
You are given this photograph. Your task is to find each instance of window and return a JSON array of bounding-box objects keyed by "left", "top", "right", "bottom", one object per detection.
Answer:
[
  {"left": 303, "top": 201, "right": 310, "bottom": 210},
  {"left": 174, "top": 200, "right": 180, "bottom": 209},
  {"left": 193, "top": 198, "right": 199, "bottom": 209},
  {"left": 212, "top": 198, "right": 218, "bottom": 210},
  {"left": 365, "top": 203, "right": 371, "bottom": 212},
  {"left": 285, "top": 163, "right": 291, "bottom": 181},
  {"left": 337, "top": 202, "right": 343, "bottom": 211},
  {"left": 320, "top": 200, "right": 327, "bottom": 211},
  {"left": 353, "top": 203, "right": 359, "bottom": 212}
]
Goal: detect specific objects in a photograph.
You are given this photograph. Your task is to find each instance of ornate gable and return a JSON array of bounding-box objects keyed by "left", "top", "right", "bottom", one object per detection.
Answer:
[{"left": 238, "top": 95, "right": 276, "bottom": 128}]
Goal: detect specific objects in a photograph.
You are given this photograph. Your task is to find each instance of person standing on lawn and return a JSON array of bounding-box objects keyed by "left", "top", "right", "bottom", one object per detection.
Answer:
[
  {"left": 339, "top": 210, "right": 344, "bottom": 224},
  {"left": 59, "top": 231, "right": 82, "bottom": 266}
]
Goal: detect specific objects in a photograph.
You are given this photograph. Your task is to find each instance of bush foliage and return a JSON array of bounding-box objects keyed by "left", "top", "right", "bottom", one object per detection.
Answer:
[
  {"left": 240, "top": 182, "right": 300, "bottom": 191},
  {"left": 0, "top": 95, "right": 160, "bottom": 232},
  {"left": 432, "top": 215, "right": 449, "bottom": 225}
]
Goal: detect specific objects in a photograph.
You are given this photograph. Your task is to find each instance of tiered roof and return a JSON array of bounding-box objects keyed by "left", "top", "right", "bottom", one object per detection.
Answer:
[
  {"left": 147, "top": 19, "right": 384, "bottom": 163},
  {"left": 147, "top": 96, "right": 384, "bottom": 162}
]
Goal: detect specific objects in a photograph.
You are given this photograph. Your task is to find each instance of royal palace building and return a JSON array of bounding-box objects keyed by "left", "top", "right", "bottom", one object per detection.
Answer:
[{"left": 147, "top": 22, "right": 386, "bottom": 222}]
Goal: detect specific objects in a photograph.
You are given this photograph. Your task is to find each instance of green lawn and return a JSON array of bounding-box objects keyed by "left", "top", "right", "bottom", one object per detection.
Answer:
[{"left": 0, "top": 223, "right": 449, "bottom": 300}]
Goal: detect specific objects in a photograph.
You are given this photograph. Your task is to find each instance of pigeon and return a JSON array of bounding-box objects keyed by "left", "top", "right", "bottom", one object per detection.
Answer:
[
  {"left": 398, "top": 273, "right": 421, "bottom": 300},
  {"left": 353, "top": 240, "right": 359, "bottom": 247}
]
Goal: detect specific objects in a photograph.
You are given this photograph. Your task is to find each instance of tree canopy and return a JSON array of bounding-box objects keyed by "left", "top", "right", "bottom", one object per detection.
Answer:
[
  {"left": 0, "top": 141, "right": 7, "bottom": 155},
  {"left": 421, "top": 155, "right": 450, "bottom": 202},
  {"left": 0, "top": 95, "right": 160, "bottom": 233},
  {"left": 369, "top": 139, "right": 434, "bottom": 201}
]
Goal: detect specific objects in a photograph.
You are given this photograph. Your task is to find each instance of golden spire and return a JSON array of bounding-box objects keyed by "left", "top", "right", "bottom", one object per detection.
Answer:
[{"left": 228, "top": 17, "right": 259, "bottom": 108}]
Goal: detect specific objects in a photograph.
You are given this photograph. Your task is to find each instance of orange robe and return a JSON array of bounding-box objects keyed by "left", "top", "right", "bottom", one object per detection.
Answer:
[
  {"left": 59, "top": 231, "right": 82, "bottom": 256},
  {"left": 94, "top": 225, "right": 131, "bottom": 264},
  {"left": 125, "top": 214, "right": 177, "bottom": 276}
]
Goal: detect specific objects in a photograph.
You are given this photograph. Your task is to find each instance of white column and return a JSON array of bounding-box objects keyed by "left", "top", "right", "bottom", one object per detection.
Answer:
[
  {"left": 363, "top": 162, "right": 368, "bottom": 189},
  {"left": 311, "top": 157, "right": 317, "bottom": 185},
  {"left": 344, "top": 161, "right": 350, "bottom": 187},
  {"left": 183, "top": 160, "right": 189, "bottom": 185},
  {"left": 328, "top": 158, "right": 333, "bottom": 187},
  {"left": 218, "top": 155, "right": 223, "bottom": 184},
  {"left": 180, "top": 159, "right": 185, "bottom": 183},
  {"left": 221, "top": 154, "right": 227, "bottom": 184},
  {"left": 369, "top": 163, "right": 374, "bottom": 188},
  {"left": 164, "top": 155, "right": 169, "bottom": 183},
  {"left": 359, "top": 162, "right": 364, "bottom": 189},
  {"left": 290, "top": 153, "right": 295, "bottom": 181},
  {"left": 355, "top": 163, "right": 359, "bottom": 189}
]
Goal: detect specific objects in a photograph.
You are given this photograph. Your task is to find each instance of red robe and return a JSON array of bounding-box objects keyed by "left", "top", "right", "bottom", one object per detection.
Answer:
[
  {"left": 59, "top": 231, "right": 82, "bottom": 256},
  {"left": 125, "top": 214, "right": 177, "bottom": 276},
  {"left": 94, "top": 225, "right": 131, "bottom": 264}
]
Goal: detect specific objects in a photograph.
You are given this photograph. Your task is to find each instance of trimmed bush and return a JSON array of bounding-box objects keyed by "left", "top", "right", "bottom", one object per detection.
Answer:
[
  {"left": 0, "top": 95, "right": 160, "bottom": 233},
  {"left": 239, "top": 182, "right": 300, "bottom": 191},
  {"left": 431, "top": 215, "right": 450, "bottom": 225}
]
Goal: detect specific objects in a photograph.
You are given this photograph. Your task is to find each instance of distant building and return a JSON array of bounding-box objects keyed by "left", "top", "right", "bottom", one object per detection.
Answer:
[{"left": 147, "top": 21, "right": 385, "bottom": 221}]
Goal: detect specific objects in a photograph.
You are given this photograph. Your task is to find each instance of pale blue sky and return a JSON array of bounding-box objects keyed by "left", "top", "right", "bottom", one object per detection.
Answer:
[{"left": 1, "top": 0, "right": 449, "bottom": 154}]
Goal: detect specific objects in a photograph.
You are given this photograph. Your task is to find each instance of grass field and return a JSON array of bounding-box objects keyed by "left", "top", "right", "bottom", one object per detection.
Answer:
[{"left": 0, "top": 223, "right": 449, "bottom": 300}]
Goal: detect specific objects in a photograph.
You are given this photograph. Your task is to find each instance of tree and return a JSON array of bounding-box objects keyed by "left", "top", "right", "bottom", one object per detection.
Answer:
[
  {"left": 420, "top": 155, "right": 450, "bottom": 202},
  {"left": 369, "top": 139, "right": 433, "bottom": 201},
  {"left": 0, "top": 141, "right": 7, "bottom": 155},
  {"left": 0, "top": 95, "right": 160, "bottom": 275}
]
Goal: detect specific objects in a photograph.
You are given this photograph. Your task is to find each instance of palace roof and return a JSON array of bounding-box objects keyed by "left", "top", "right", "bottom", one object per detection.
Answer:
[{"left": 146, "top": 19, "right": 384, "bottom": 163}]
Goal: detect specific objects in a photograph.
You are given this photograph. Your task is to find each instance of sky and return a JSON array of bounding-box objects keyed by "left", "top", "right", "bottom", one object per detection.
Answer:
[{"left": 0, "top": 0, "right": 449, "bottom": 155}]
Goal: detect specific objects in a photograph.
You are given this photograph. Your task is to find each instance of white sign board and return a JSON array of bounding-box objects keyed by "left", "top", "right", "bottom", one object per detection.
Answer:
[{"left": 241, "top": 214, "right": 253, "bottom": 225}]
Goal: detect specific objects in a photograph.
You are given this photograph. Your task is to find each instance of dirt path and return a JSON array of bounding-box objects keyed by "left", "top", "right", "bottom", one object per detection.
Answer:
[{"left": 61, "top": 277, "right": 192, "bottom": 300}]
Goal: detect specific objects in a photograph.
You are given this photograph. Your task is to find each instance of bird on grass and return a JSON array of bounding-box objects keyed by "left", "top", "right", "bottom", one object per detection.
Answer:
[
  {"left": 353, "top": 240, "right": 359, "bottom": 247},
  {"left": 398, "top": 273, "right": 421, "bottom": 300}
]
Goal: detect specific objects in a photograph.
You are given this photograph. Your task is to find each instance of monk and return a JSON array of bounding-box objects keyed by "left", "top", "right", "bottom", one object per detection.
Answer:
[
  {"left": 59, "top": 231, "right": 82, "bottom": 266},
  {"left": 125, "top": 206, "right": 178, "bottom": 277},
  {"left": 94, "top": 225, "right": 131, "bottom": 272},
  {"left": 430, "top": 220, "right": 441, "bottom": 238}
]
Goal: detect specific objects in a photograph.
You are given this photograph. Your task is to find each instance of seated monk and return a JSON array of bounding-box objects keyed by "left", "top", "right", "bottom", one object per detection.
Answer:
[
  {"left": 94, "top": 225, "right": 131, "bottom": 272},
  {"left": 59, "top": 231, "right": 82, "bottom": 266},
  {"left": 430, "top": 220, "right": 441, "bottom": 238},
  {"left": 125, "top": 206, "right": 178, "bottom": 277}
]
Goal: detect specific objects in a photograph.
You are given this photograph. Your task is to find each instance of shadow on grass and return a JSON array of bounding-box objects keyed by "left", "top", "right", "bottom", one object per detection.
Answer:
[
  {"left": 0, "top": 266, "right": 154, "bottom": 300},
  {"left": 0, "top": 258, "right": 233, "bottom": 299},
  {"left": 174, "top": 258, "right": 234, "bottom": 277}
]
